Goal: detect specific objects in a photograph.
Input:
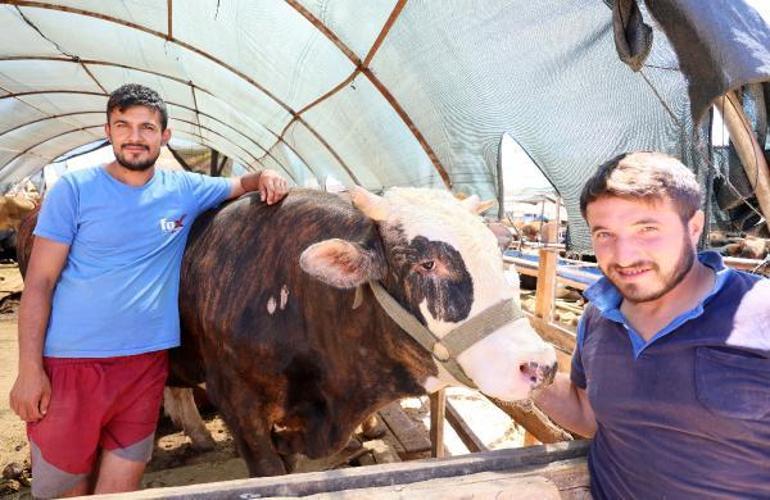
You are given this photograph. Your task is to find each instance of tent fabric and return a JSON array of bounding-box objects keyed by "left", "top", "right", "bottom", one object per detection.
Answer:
[
  {"left": 639, "top": 0, "right": 770, "bottom": 123},
  {"left": 0, "top": 1, "right": 768, "bottom": 252}
]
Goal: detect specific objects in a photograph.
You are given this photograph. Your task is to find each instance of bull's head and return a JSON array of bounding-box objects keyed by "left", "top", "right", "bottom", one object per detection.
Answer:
[{"left": 300, "top": 186, "right": 557, "bottom": 401}]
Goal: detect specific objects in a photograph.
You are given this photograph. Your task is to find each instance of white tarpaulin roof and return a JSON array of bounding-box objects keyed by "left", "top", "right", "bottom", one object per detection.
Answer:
[{"left": 0, "top": 1, "right": 768, "bottom": 250}]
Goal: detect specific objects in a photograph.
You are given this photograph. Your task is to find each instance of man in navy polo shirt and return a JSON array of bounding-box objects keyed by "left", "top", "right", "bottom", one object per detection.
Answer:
[{"left": 534, "top": 151, "right": 770, "bottom": 498}]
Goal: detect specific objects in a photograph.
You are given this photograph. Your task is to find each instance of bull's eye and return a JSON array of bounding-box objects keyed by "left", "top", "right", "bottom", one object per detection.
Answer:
[{"left": 420, "top": 260, "right": 435, "bottom": 271}]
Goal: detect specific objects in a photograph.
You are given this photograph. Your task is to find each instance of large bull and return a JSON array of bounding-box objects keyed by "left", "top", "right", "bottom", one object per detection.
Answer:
[{"left": 19, "top": 186, "right": 557, "bottom": 477}]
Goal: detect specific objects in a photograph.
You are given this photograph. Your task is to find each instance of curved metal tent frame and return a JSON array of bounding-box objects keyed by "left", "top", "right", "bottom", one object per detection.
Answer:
[
  {"left": 0, "top": 0, "right": 450, "bottom": 188},
  {"left": 0, "top": 0, "right": 767, "bottom": 251}
]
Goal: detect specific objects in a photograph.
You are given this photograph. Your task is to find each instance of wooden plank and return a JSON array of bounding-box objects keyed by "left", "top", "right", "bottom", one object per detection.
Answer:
[
  {"left": 444, "top": 400, "right": 488, "bottom": 453},
  {"left": 524, "top": 431, "right": 541, "bottom": 447},
  {"left": 723, "top": 256, "right": 767, "bottom": 272},
  {"left": 488, "top": 396, "right": 575, "bottom": 443},
  {"left": 534, "top": 248, "right": 558, "bottom": 322},
  {"left": 429, "top": 390, "right": 447, "bottom": 458},
  {"left": 112, "top": 441, "right": 590, "bottom": 499},
  {"left": 540, "top": 459, "right": 592, "bottom": 500},
  {"left": 362, "top": 439, "right": 401, "bottom": 465},
  {"left": 377, "top": 402, "right": 431, "bottom": 456},
  {"left": 298, "top": 472, "right": 562, "bottom": 499}
]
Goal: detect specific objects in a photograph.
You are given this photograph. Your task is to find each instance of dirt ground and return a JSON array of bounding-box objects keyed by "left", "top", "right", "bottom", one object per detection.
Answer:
[{"left": 0, "top": 264, "right": 536, "bottom": 497}]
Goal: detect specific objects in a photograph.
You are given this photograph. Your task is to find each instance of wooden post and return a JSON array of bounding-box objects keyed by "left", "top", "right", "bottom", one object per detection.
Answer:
[
  {"left": 714, "top": 91, "right": 770, "bottom": 233},
  {"left": 534, "top": 221, "right": 558, "bottom": 322},
  {"left": 430, "top": 389, "right": 446, "bottom": 458},
  {"left": 489, "top": 397, "right": 574, "bottom": 443}
]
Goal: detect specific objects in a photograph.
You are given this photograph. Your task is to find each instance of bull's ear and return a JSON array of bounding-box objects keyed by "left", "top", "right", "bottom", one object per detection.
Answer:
[
  {"left": 300, "top": 238, "right": 385, "bottom": 289},
  {"left": 460, "top": 195, "right": 497, "bottom": 215}
]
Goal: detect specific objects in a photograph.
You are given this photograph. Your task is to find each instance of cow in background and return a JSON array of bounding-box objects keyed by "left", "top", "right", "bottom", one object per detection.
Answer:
[{"left": 0, "top": 194, "right": 38, "bottom": 263}]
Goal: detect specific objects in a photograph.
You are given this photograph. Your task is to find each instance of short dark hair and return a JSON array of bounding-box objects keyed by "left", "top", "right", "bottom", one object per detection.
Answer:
[
  {"left": 107, "top": 83, "right": 168, "bottom": 130},
  {"left": 579, "top": 151, "right": 702, "bottom": 222}
]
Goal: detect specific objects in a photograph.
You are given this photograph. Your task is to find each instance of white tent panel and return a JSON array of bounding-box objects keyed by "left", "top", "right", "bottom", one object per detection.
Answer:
[
  {"left": 0, "top": 6, "right": 65, "bottom": 57},
  {"left": 171, "top": 122, "right": 253, "bottom": 168},
  {"left": 195, "top": 115, "right": 269, "bottom": 160},
  {"left": 184, "top": 56, "right": 293, "bottom": 136},
  {"left": 165, "top": 104, "right": 201, "bottom": 127},
  {"left": 282, "top": 120, "right": 358, "bottom": 187},
  {"left": 87, "top": 65, "right": 196, "bottom": 109},
  {"left": 296, "top": 0, "right": 396, "bottom": 61},
  {"left": 0, "top": 98, "right": 47, "bottom": 133},
  {"left": 47, "top": 0, "right": 169, "bottom": 34},
  {"left": 17, "top": 7, "right": 188, "bottom": 81},
  {"left": 18, "top": 93, "right": 108, "bottom": 119},
  {"left": 0, "top": 59, "right": 101, "bottom": 94},
  {"left": 3, "top": 112, "right": 104, "bottom": 142},
  {"left": 194, "top": 91, "right": 283, "bottom": 151},
  {"left": 265, "top": 141, "right": 317, "bottom": 187},
  {"left": 170, "top": 115, "right": 264, "bottom": 166},
  {"left": 302, "top": 74, "right": 436, "bottom": 190},
  {"left": 0, "top": 116, "right": 102, "bottom": 167},
  {"left": 175, "top": 0, "right": 354, "bottom": 111},
  {"left": 0, "top": 127, "right": 103, "bottom": 183}
]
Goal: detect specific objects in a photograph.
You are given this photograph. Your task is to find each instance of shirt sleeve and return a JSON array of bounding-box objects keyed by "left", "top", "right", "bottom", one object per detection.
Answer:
[
  {"left": 570, "top": 312, "right": 589, "bottom": 389},
  {"left": 183, "top": 172, "right": 233, "bottom": 215},
  {"left": 33, "top": 176, "right": 78, "bottom": 245}
]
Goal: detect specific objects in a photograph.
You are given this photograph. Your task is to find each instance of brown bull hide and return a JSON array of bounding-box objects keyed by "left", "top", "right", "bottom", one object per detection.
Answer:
[{"left": 171, "top": 190, "right": 437, "bottom": 476}]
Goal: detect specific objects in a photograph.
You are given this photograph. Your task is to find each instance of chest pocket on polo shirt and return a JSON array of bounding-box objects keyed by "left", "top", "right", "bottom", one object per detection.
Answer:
[{"left": 695, "top": 347, "right": 770, "bottom": 420}]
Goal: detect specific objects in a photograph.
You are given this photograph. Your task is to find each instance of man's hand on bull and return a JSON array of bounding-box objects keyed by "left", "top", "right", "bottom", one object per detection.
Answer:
[
  {"left": 231, "top": 169, "right": 289, "bottom": 205},
  {"left": 257, "top": 169, "right": 289, "bottom": 205}
]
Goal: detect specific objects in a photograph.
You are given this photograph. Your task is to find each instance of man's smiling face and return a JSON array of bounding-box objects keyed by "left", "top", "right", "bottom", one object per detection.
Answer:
[
  {"left": 105, "top": 105, "right": 169, "bottom": 172},
  {"left": 587, "top": 195, "right": 701, "bottom": 304}
]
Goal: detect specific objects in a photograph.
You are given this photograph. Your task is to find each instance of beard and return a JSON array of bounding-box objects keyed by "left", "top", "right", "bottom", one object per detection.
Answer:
[
  {"left": 114, "top": 144, "right": 160, "bottom": 172},
  {"left": 602, "top": 233, "right": 695, "bottom": 304}
]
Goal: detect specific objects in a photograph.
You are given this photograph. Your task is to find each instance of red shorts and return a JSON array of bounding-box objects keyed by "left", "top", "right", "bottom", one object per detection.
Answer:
[{"left": 27, "top": 350, "right": 167, "bottom": 497}]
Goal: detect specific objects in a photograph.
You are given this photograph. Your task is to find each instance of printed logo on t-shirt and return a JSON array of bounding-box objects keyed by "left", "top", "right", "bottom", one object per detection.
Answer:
[{"left": 159, "top": 215, "right": 186, "bottom": 233}]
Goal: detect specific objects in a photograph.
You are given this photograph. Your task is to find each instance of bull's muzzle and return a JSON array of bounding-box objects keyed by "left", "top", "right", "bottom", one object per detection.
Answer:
[{"left": 520, "top": 360, "right": 558, "bottom": 389}]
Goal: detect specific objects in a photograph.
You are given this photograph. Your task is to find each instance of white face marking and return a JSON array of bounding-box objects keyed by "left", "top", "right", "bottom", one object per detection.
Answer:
[
  {"left": 267, "top": 296, "right": 277, "bottom": 315},
  {"left": 458, "top": 317, "right": 557, "bottom": 401},
  {"left": 280, "top": 285, "right": 290, "bottom": 310},
  {"left": 381, "top": 188, "right": 556, "bottom": 401}
]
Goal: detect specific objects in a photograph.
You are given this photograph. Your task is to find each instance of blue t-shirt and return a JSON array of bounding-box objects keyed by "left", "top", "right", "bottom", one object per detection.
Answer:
[
  {"left": 34, "top": 166, "right": 232, "bottom": 357},
  {"left": 572, "top": 252, "right": 770, "bottom": 499}
]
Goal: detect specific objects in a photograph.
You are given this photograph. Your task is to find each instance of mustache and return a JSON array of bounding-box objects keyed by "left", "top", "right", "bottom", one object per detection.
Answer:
[{"left": 609, "top": 261, "right": 658, "bottom": 272}]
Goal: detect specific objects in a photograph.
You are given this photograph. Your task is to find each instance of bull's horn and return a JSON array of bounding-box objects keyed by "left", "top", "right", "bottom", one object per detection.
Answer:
[
  {"left": 460, "top": 195, "right": 497, "bottom": 215},
  {"left": 351, "top": 186, "right": 390, "bottom": 221}
]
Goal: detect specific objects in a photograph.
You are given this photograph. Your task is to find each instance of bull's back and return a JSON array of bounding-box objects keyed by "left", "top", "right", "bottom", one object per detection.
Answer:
[{"left": 175, "top": 189, "right": 380, "bottom": 383}]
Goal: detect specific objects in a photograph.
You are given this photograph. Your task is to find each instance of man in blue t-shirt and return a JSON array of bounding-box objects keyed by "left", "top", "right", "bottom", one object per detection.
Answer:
[
  {"left": 534, "top": 152, "right": 770, "bottom": 498},
  {"left": 8, "top": 84, "right": 289, "bottom": 497}
]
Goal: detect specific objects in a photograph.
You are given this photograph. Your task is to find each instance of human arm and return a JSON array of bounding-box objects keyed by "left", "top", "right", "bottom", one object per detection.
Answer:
[
  {"left": 532, "top": 371, "right": 597, "bottom": 438},
  {"left": 228, "top": 169, "right": 289, "bottom": 204},
  {"left": 9, "top": 237, "right": 70, "bottom": 422}
]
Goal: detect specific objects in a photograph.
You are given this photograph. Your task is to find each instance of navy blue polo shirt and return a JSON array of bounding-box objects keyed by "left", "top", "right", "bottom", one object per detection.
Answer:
[{"left": 572, "top": 252, "right": 770, "bottom": 499}]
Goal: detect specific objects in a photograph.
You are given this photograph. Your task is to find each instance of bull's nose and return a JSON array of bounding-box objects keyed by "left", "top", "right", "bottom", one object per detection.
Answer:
[{"left": 519, "top": 360, "right": 558, "bottom": 388}]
